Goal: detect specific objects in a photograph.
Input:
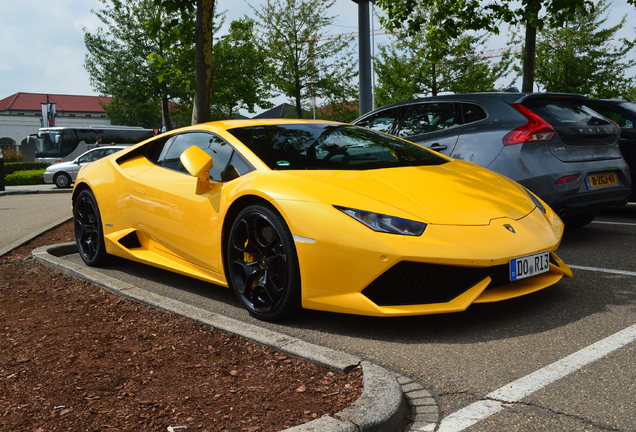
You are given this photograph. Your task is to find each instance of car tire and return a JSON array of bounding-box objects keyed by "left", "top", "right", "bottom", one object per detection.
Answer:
[
  {"left": 54, "top": 172, "right": 72, "bottom": 188},
  {"left": 564, "top": 211, "right": 598, "bottom": 228},
  {"left": 73, "top": 189, "right": 112, "bottom": 267},
  {"left": 226, "top": 204, "right": 301, "bottom": 321}
]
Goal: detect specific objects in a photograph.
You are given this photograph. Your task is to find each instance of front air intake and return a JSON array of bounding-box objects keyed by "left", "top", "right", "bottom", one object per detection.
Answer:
[{"left": 362, "top": 261, "right": 509, "bottom": 306}]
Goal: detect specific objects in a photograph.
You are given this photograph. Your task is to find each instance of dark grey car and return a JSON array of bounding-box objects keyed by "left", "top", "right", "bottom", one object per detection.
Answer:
[
  {"left": 353, "top": 93, "right": 631, "bottom": 226},
  {"left": 582, "top": 99, "right": 636, "bottom": 201}
]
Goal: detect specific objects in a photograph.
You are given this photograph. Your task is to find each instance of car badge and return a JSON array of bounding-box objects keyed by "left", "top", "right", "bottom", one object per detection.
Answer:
[{"left": 504, "top": 224, "right": 516, "bottom": 234}]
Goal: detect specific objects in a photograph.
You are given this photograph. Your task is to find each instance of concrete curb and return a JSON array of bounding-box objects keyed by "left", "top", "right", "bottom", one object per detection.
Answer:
[
  {"left": 0, "top": 216, "right": 72, "bottom": 258},
  {"left": 0, "top": 187, "right": 72, "bottom": 197},
  {"left": 34, "top": 242, "right": 419, "bottom": 432}
]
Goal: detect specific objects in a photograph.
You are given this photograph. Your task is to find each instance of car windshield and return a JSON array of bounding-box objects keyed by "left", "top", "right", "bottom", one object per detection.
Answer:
[{"left": 227, "top": 124, "right": 447, "bottom": 170}]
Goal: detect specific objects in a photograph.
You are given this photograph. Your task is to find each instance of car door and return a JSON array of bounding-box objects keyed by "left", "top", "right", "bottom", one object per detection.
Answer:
[
  {"left": 129, "top": 132, "right": 240, "bottom": 273},
  {"left": 394, "top": 102, "right": 460, "bottom": 156}
]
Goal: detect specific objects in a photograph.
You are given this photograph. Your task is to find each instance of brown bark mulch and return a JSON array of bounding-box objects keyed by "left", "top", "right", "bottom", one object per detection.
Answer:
[{"left": 0, "top": 221, "right": 362, "bottom": 432}]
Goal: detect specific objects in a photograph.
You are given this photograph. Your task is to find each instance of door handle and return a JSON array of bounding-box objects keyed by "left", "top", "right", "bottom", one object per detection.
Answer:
[
  {"left": 430, "top": 143, "right": 448, "bottom": 151},
  {"left": 133, "top": 186, "right": 146, "bottom": 195}
]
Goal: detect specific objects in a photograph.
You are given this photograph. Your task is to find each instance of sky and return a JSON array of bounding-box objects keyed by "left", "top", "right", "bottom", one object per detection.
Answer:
[{"left": 0, "top": 0, "right": 634, "bottom": 103}]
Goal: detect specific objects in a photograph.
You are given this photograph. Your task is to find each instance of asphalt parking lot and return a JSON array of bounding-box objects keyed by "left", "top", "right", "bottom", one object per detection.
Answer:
[{"left": 58, "top": 203, "right": 635, "bottom": 432}]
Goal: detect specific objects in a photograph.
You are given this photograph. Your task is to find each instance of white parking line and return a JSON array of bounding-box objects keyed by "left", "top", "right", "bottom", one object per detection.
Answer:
[
  {"left": 570, "top": 265, "right": 636, "bottom": 277},
  {"left": 591, "top": 221, "right": 636, "bottom": 227},
  {"left": 420, "top": 324, "right": 636, "bottom": 432}
]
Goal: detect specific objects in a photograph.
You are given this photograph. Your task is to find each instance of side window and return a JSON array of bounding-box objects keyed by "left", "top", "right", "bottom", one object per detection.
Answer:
[
  {"left": 195, "top": 134, "right": 235, "bottom": 181},
  {"left": 223, "top": 151, "right": 254, "bottom": 182},
  {"left": 144, "top": 135, "right": 176, "bottom": 164},
  {"left": 356, "top": 108, "right": 400, "bottom": 133},
  {"left": 462, "top": 103, "right": 487, "bottom": 124},
  {"left": 155, "top": 132, "right": 253, "bottom": 182},
  {"left": 398, "top": 103, "right": 458, "bottom": 137},
  {"left": 592, "top": 108, "right": 631, "bottom": 128},
  {"left": 156, "top": 134, "right": 196, "bottom": 172},
  {"left": 78, "top": 149, "right": 105, "bottom": 164}
]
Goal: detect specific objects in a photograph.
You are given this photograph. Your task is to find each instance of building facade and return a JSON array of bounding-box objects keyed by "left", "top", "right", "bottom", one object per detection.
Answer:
[{"left": 0, "top": 92, "right": 112, "bottom": 150}]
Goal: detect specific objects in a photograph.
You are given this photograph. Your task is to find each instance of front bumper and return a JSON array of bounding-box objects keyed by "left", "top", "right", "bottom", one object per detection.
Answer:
[
  {"left": 43, "top": 171, "right": 54, "bottom": 184},
  {"left": 280, "top": 201, "right": 570, "bottom": 317}
]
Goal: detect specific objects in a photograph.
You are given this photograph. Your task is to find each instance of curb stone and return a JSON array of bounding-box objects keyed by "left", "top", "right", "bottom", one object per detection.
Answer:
[
  {"left": 395, "top": 375, "right": 439, "bottom": 431},
  {"left": 0, "top": 187, "right": 72, "bottom": 197},
  {"left": 33, "top": 242, "right": 435, "bottom": 432}
]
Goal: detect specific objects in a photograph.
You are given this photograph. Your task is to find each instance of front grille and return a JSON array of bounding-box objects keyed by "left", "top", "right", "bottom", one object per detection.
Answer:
[{"left": 362, "top": 261, "right": 509, "bottom": 306}]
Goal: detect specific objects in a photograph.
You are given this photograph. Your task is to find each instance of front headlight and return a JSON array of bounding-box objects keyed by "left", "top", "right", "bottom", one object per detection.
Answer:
[
  {"left": 525, "top": 188, "right": 546, "bottom": 214},
  {"left": 334, "top": 205, "right": 426, "bottom": 236}
]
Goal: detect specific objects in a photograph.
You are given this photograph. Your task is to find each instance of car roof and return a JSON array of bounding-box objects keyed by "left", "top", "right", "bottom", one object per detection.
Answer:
[
  {"left": 358, "top": 92, "right": 588, "bottom": 118},
  {"left": 195, "top": 118, "right": 344, "bottom": 130}
]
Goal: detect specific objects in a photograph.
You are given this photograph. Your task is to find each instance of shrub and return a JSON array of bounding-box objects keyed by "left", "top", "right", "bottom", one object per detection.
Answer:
[
  {"left": 2, "top": 149, "right": 24, "bottom": 162},
  {"left": 5, "top": 162, "right": 50, "bottom": 175},
  {"left": 4, "top": 169, "right": 46, "bottom": 186}
]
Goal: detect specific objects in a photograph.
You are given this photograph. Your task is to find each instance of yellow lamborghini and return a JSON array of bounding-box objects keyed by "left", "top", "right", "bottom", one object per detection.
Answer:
[{"left": 72, "top": 119, "right": 572, "bottom": 321}]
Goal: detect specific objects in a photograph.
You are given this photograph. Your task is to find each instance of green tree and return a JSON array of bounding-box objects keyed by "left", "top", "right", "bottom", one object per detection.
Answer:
[
  {"left": 84, "top": 0, "right": 194, "bottom": 129},
  {"left": 374, "top": 31, "right": 512, "bottom": 106},
  {"left": 374, "top": 0, "right": 636, "bottom": 92},
  {"left": 211, "top": 18, "right": 272, "bottom": 119},
  {"left": 103, "top": 97, "right": 162, "bottom": 129},
  {"left": 534, "top": 0, "right": 636, "bottom": 98},
  {"left": 145, "top": 0, "right": 216, "bottom": 125},
  {"left": 252, "top": 0, "right": 357, "bottom": 119}
]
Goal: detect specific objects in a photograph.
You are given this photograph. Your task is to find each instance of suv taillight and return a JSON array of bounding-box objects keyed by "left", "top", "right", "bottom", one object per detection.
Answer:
[{"left": 503, "top": 104, "right": 556, "bottom": 146}]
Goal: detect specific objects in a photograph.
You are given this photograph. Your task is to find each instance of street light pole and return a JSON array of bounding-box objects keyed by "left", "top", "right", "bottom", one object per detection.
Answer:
[{"left": 354, "top": 0, "right": 373, "bottom": 116}]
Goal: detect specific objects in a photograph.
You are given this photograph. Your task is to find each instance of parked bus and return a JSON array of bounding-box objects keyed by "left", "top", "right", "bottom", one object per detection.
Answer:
[{"left": 34, "top": 125, "right": 155, "bottom": 163}]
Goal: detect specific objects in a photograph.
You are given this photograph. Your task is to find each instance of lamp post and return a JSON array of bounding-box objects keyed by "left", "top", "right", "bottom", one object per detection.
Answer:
[{"left": 352, "top": 0, "right": 374, "bottom": 116}]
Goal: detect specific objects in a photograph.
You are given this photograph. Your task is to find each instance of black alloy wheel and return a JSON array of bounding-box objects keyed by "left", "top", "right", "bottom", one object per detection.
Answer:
[
  {"left": 226, "top": 204, "right": 301, "bottom": 321},
  {"left": 73, "top": 189, "right": 111, "bottom": 267},
  {"left": 54, "top": 172, "right": 72, "bottom": 188}
]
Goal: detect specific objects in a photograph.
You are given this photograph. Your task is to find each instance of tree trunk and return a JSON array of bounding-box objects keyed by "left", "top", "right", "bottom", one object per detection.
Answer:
[
  {"left": 522, "top": 0, "right": 541, "bottom": 93},
  {"left": 295, "top": 94, "right": 302, "bottom": 119},
  {"left": 191, "top": 0, "right": 214, "bottom": 125},
  {"left": 295, "top": 76, "right": 303, "bottom": 119}
]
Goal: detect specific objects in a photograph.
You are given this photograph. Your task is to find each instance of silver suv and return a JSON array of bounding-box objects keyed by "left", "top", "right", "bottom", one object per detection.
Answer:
[{"left": 353, "top": 93, "right": 632, "bottom": 227}]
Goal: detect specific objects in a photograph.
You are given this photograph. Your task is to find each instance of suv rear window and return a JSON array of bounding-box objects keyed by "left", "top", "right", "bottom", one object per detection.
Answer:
[{"left": 528, "top": 102, "right": 610, "bottom": 126}]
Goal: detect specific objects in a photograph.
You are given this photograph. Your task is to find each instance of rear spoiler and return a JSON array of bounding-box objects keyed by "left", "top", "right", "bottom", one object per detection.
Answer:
[{"left": 513, "top": 93, "right": 588, "bottom": 104}]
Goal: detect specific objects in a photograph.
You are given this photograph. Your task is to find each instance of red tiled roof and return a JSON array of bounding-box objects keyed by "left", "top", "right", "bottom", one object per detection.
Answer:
[{"left": 0, "top": 92, "right": 112, "bottom": 113}]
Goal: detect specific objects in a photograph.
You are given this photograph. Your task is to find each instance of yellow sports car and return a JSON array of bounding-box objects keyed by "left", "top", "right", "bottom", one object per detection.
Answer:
[{"left": 73, "top": 119, "right": 572, "bottom": 321}]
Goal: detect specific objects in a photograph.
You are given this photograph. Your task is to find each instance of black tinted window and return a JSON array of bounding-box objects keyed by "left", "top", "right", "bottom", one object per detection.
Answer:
[
  {"left": 588, "top": 107, "right": 633, "bottom": 128},
  {"left": 462, "top": 103, "right": 487, "bottom": 123},
  {"left": 155, "top": 132, "right": 249, "bottom": 182},
  {"left": 398, "top": 103, "right": 457, "bottom": 137},
  {"left": 228, "top": 124, "right": 446, "bottom": 170},
  {"left": 355, "top": 108, "right": 400, "bottom": 133},
  {"left": 528, "top": 102, "right": 611, "bottom": 126}
]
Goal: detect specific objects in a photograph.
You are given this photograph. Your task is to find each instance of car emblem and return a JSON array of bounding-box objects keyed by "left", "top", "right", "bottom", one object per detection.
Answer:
[{"left": 504, "top": 224, "right": 516, "bottom": 234}]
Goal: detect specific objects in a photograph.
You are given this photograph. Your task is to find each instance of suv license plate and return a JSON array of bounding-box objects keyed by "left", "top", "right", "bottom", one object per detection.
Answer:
[
  {"left": 509, "top": 251, "right": 550, "bottom": 281},
  {"left": 587, "top": 172, "right": 618, "bottom": 188}
]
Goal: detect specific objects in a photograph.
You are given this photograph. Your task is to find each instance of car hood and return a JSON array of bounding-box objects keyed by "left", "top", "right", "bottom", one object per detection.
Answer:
[
  {"left": 45, "top": 161, "right": 76, "bottom": 171},
  {"left": 282, "top": 161, "right": 535, "bottom": 226}
]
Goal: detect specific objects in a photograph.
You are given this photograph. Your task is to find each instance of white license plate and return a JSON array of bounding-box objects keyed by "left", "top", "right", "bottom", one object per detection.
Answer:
[{"left": 509, "top": 251, "right": 550, "bottom": 281}]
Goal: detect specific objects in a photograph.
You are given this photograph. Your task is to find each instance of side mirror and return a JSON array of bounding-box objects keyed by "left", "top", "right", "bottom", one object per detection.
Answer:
[{"left": 180, "top": 145, "right": 213, "bottom": 194}]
